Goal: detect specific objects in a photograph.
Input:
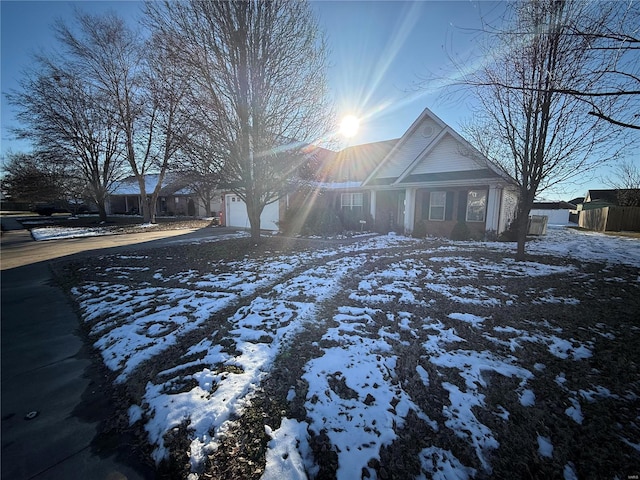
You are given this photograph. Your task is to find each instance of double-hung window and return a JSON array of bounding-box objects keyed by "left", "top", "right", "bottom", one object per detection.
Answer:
[
  {"left": 429, "top": 191, "right": 446, "bottom": 221},
  {"left": 466, "top": 190, "right": 487, "bottom": 222},
  {"left": 341, "top": 192, "right": 363, "bottom": 209}
]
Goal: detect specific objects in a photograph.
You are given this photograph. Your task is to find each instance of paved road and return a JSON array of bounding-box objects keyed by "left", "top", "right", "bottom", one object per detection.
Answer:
[{"left": 1, "top": 220, "right": 236, "bottom": 479}]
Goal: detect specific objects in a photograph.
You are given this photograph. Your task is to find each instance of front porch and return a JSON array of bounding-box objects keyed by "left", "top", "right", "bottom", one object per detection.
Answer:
[{"left": 369, "top": 185, "right": 509, "bottom": 238}]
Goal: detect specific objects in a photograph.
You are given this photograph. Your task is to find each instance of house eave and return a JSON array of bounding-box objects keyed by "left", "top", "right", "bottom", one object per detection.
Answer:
[{"left": 395, "top": 179, "right": 509, "bottom": 190}]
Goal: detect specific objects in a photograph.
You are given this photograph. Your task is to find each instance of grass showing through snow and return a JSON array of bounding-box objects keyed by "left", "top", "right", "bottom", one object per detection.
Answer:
[{"left": 59, "top": 228, "right": 640, "bottom": 479}]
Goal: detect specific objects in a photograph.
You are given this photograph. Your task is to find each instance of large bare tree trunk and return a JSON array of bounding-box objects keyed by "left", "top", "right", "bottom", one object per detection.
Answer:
[
  {"left": 96, "top": 201, "right": 108, "bottom": 223},
  {"left": 245, "top": 195, "right": 263, "bottom": 243}
]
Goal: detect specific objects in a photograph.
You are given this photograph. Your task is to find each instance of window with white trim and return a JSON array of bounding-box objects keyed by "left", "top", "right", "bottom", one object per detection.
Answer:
[
  {"left": 341, "top": 192, "right": 364, "bottom": 209},
  {"left": 466, "top": 189, "right": 487, "bottom": 222},
  {"left": 429, "top": 191, "right": 446, "bottom": 221}
]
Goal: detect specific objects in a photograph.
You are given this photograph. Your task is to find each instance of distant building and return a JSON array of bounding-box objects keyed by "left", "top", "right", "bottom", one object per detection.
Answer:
[
  {"left": 530, "top": 201, "right": 578, "bottom": 226},
  {"left": 581, "top": 189, "right": 640, "bottom": 209},
  {"left": 575, "top": 189, "right": 640, "bottom": 232},
  {"left": 107, "top": 173, "right": 221, "bottom": 217}
]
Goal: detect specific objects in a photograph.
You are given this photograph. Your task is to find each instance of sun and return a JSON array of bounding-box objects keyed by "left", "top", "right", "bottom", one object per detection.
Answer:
[{"left": 339, "top": 115, "right": 360, "bottom": 138}]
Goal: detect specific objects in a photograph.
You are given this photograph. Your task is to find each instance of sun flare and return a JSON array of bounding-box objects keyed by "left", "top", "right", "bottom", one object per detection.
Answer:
[{"left": 339, "top": 115, "right": 360, "bottom": 138}]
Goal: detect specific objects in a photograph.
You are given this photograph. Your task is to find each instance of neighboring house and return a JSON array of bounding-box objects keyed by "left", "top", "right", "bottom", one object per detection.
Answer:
[
  {"left": 576, "top": 189, "right": 640, "bottom": 232},
  {"left": 107, "top": 173, "right": 222, "bottom": 217},
  {"left": 224, "top": 108, "right": 519, "bottom": 238},
  {"left": 581, "top": 189, "right": 640, "bottom": 209},
  {"left": 530, "top": 201, "right": 578, "bottom": 226}
]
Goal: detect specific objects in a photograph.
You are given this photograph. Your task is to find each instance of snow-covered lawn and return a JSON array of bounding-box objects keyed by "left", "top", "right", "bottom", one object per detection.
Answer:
[
  {"left": 25, "top": 217, "right": 213, "bottom": 241},
  {"left": 63, "top": 227, "right": 640, "bottom": 479}
]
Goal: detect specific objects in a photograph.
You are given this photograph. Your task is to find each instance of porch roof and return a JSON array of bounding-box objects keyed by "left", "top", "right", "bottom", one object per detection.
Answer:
[
  {"left": 364, "top": 169, "right": 503, "bottom": 187},
  {"left": 399, "top": 169, "right": 503, "bottom": 184}
]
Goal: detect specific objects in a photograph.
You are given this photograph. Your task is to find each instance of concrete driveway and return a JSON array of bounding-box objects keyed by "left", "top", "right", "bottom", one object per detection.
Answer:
[{"left": 1, "top": 220, "right": 236, "bottom": 479}]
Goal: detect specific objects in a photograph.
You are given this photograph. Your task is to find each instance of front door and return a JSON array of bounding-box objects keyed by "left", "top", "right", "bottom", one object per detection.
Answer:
[{"left": 375, "top": 190, "right": 405, "bottom": 233}]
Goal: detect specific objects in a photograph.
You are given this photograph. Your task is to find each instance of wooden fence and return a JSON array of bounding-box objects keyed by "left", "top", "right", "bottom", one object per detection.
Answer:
[{"left": 579, "top": 206, "right": 640, "bottom": 232}]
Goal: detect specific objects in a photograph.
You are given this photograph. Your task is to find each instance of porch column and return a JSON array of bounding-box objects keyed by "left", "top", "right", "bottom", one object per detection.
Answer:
[
  {"left": 369, "top": 190, "right": 376, "bottom": 220},
  {"left": 486, "top": 184, "right": 502, "bottom": 232},
  {"left": 404, "top": 188, "right": 416, "bottom": 234}
]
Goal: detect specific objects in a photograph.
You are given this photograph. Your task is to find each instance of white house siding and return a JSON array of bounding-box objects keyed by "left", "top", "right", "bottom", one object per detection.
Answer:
[
  {"left": 411, "top": 134, "right": 477, "bottom": 175},
  {"left": 224, "top": 194, "right": 280, "bottom": 231},
  {"left": 499, "top": 188, "right": 519, "bottom": 233},
  {"left": 485, "top": 186, "right": 502, "bottom": 232},
  {"left": 530, "top": 209, "right": 572, "bottom": 225},
  {"left": 374, "top": 119, "right": 443, "bottom": 179},
  {"left": 195, "top": 197, "right": 223, "bottom": 218}
]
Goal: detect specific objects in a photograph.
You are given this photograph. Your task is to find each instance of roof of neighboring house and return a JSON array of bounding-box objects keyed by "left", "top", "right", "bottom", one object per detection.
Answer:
[
  {"left": 110, "top": 173, "right": 194, "bottom": 196},
  {"left": 584, "top": 189, "right": 620, "bottom": 205},
  {"left": 583, "top": 189, "right": 640, "bottom": 208},
  {"left": 532, "top": 201, "right": 577, "bottom": 210}
]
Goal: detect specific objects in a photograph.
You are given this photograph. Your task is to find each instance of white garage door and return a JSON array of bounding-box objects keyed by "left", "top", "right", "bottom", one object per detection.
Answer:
[{"left": 225, "top": 194, "right": 280, "bottom": 231}]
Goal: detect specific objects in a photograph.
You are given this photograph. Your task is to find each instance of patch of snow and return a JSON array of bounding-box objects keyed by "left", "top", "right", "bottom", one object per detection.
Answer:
[
  {"left": 417, "top": 446, "right": 477, "bottom": 480},
  {"left": 303, "top": 305, "right": 432, "bottom": 480},
  {"left": 619, "top": 436, "right": 640, "bottom": 452},
  {"left": 261, "top": 418, "right": 318, "bottom": 480},
  {"left": 537, "top": 435, "right": 553, "bottom": 458},
  {"left": 564, "top": 462, "right": 579, "bottom": 480},
  {"left": 565, "top": 397, "right": 583, "bottom": 424},
  {"left": 73, "top": 284, "right": 238, "bottom": 382},
  {"left": 527, "top": 226, "right": 640, "bottom": 267},
  {"left": 448, "top": 312, "right": 487, "bottom": 328},
  {"left": 441, "top": 382, "right": 498, "bottom": 472},
  {"left": 128, "top": 404, "right": 143, "bottom": 424},
  {"left": 579, "top": 385, "right": 617, "bottom": 402},
  {"left": 286, "top": 388, "right": 296, "bottom": 402},
  {"left": 31, "top": 226, "right": 115, "bottom": 241},
  {"left": 494, "top": 405, "right": 510, "bottom": 420},
  {"left": 416, "top": 365, "right": 430, "bottom": 387},
  {"left": 519, "top": 389, "right": 536, "bottom": 407}
]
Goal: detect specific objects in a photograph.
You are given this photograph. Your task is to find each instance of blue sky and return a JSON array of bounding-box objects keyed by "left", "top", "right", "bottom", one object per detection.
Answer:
[{"left": 0, "top": 1, "right": 629, "bottom": 199}]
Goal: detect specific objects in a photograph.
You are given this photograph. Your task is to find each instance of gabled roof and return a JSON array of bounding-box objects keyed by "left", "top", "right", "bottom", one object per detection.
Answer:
[
  {"left": 314, "top": 139, "right": 398, "bottom": 184},
  {"left": 584, "top": 189, "right": 620, "bottom": 205},
  {"left": 363, "top": 107, "right": 514, "bottom": 188},
  {"left": 584, "top": 189, "right": 640, "bottom": 207}
]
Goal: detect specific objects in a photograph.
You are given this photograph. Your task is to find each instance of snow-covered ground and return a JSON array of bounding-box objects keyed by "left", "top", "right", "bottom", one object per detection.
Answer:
[
  {"left": 29, "top": 221, "right": 180, "bottom": 241},
  {"left": 67, "top": 227, "right": 640, "bottom": 479}
]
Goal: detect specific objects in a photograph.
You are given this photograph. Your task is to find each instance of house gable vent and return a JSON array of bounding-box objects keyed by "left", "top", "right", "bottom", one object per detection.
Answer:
[{"left": 422, "top": 125, "right": 435, "bottom": 138}]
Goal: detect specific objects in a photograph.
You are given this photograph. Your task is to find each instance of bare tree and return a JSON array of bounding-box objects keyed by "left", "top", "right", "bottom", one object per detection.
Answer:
[
  {"left": 174, "top": 132, "right": 225, "bottom": 217},
  {"left": 605, "top": 159, "right": 640, "bottom": 206},
  {"left": 54, "top": 10, "right": 191, "bottom": 223},
  {"left": 559, "top": 1, "right": 640, "bottom": 130},
  {"left": 7, "top": 58, "right": 124, "bottom": 222},
  {"left": 145, "top": 0, "right": 333, "bottom": 241},
  {"left": 459, "top": 0, "right": 631, "bottom": 260}
]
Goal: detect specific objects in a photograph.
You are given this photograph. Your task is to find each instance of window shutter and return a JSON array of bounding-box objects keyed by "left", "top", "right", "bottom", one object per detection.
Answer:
[
  {"left": 422, "top": 192, "right": 430, "bottom": 219},
  {"left": 445, "top": 191, "right": 454, "bottom": 220}
]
